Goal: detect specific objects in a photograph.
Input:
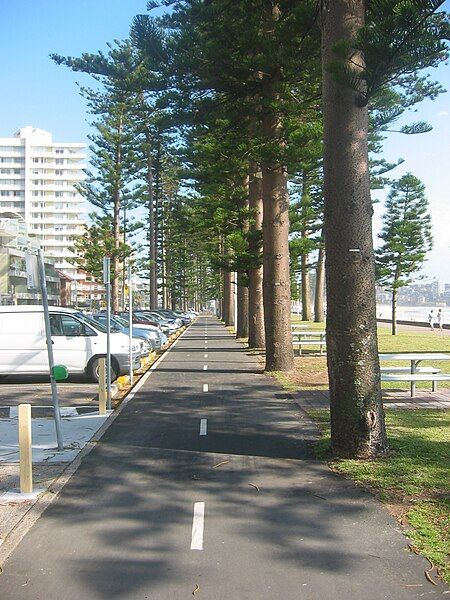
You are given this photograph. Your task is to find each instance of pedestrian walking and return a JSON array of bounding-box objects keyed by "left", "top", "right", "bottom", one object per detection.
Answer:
[
  {"left": 437, "top": 309, "right": 444, "bottom": 332},
  {"left": 428, "top": 309, "right": 435, "bottom": 331}
]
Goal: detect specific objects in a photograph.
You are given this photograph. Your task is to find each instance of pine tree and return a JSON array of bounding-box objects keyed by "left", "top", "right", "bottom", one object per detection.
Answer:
[
  {"left": 376, "top": 174, "right": 433, "bottom": 335},
  {"left": 321, "top": 0, "right": 448, "bottom": 458}
]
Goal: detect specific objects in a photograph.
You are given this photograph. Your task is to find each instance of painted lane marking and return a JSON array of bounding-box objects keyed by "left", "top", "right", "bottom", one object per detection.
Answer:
[
  {"left": 204, "top": 354, "right": 208, "bottom": 358},
  {"left": 203, "top": 384, "right": 209, "bottom": 392},
  {"left": 203, "top": 365, "right": 208, "bottom": 371},
  {"left": 190, "top": 502, "right": 205, "bottom": 550},
  {"left": 199, "top": 418, "right": 207, "bottom": 436}
]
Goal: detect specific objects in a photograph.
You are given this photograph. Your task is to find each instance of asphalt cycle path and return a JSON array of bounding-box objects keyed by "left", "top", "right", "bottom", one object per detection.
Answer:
[{"left": 0, "top": 317, "right": 446, "bottom": 599}]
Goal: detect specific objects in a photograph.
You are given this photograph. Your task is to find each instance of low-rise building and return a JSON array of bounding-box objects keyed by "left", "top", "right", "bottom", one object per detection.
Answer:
[{"left": 0, "top": 214, "right": 62, "bottom": 305}]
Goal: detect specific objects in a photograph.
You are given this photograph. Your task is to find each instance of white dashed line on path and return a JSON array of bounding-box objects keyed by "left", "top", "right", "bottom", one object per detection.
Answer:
[
  {"left": 199, "top": 418, "right": 207, "bottom": 436},
  {"left": 190, "top": 502, "right": 205, "bottom": 550},
  {"left": 204, "top": 354, "right": 208, "bottom": 358},
  {"left": 203, "top": 384, "right": 209, "bottom": 392},
  {"left": 203, "top": 365, "right": 208, "bottom": 371}
]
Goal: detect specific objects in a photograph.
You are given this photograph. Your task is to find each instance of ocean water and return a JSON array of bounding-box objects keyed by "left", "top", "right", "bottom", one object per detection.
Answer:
[{"left": 377, "top": 304, "right": 448, "bottom": 325}]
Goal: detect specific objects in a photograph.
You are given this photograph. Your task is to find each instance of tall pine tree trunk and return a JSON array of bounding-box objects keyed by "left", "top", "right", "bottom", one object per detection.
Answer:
[
  {"left": 301, "top": 172, "right": 312, "bottom": 321},
  {"left": 248, "top": 162, "right": 265, "bottom": 348},
  {"left": 223, "top": 269, "right": 231, "bottom": 324},
  {"left": 314, "top": 245, "right": 325, "bottom": 323},
  {"left": 391, "top": 287, "right": 398, "bottom": 336},
  {"left": 237, "top": 176, "right": 250, "bottom": 339},
  {"left": 112, "top": 188, "right": 120, "bottom": 313},
  {"left": 145, "top": 128, "right": 157, "bottom": 309},
  {"left": 111, "top": 116, "right": 122, "bottom": 314},
  {"left": 228, "top": 272, "right": 236, "bottom": 328},
  {"left": 322, "top": 0, "right": 388, "bottom": 458},
  {"left": 301, "top": 252, "right": 312, "bottom": 321},
  {"left": 261, "top": 99, "right": 294, "bottom": 371},
  {"left": 259, "top": 1, "right": 293, "bottom": 371},
  {"left": 237, "top": 283, "right": 249, "bottom": 338}
]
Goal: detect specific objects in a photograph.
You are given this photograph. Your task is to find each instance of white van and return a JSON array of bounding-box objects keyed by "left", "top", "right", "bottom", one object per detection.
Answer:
[{"left": 0, "top": 306, "right": 141, "bottom": 382}]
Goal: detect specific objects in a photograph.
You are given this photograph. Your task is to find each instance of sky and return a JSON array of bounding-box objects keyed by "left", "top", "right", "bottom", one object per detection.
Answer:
[{"left": 0, "top": 0, "right": 449, "bottom": 282}]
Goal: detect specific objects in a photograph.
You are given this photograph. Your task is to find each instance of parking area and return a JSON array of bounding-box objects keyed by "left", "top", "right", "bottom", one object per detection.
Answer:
[{"left": 0, "top": 374, "right": 98, "bottom": 412}]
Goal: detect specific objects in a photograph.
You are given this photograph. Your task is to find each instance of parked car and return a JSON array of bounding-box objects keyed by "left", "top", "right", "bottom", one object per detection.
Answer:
[
  {"left": 151, "top": 309, "right": 185, "bottom": 327},
  {"left": 139, "top": 311, "right": 179, "bottom": 332},
  {"left": 90, "top": 313, "right": 162, "bottom": 350},
  {"left": 115, "top": 312, "right": 168, "bottom": 345},
  {"left": 0, "top": 306, "right": 141, "bottom": 382},
  {"left": 119, "top": 311, "right": 171, "bottom": 336}
]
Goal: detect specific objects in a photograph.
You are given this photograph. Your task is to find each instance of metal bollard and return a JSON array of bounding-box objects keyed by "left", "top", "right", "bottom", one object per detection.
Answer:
[
  {"left": 19, "top": 403, "right": 33, "bottom": 494},
  {"left": 98, "top": 357, "right": 107, "bottom": 415}
]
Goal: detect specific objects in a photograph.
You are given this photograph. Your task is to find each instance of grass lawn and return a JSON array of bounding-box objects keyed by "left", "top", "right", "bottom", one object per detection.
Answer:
[
  {"left": 284, "top": 320, "right": 450, "bottom": 391},
  {"left": 308, "top": 409, "right": 450, "bottom": 585}
]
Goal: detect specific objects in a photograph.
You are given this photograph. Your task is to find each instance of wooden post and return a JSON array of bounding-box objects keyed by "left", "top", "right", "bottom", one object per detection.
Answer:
[
  {"left": 98, "top": 358, "right": 106, "bottom": 415},
  {"left": 19, "top": 403, "right": 32, "bottom": 494}
]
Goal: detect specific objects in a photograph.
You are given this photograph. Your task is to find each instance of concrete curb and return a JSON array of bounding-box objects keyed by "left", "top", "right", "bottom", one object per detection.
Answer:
[{"left": 0, "top": 324, "right": 191, "bottom": 569}]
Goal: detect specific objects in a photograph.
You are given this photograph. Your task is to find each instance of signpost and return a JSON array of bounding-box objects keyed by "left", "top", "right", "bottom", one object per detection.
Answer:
[
  {"left": 103, "top": 257, "right": 112, "bottom": 410},
  {"left": 36, "top": 250, "right": 63, "bottom": 450}
]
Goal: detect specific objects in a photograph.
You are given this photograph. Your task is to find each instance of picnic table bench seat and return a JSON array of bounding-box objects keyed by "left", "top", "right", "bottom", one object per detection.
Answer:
[
  {"left": 380, "top": 366, "right": 441, "bottom": 374},
  {"left": 292, "top": 339, "right": 327, "bottom": 355},
  {"left": 381, "top": 372, "right": 450, "bottom": 393}
]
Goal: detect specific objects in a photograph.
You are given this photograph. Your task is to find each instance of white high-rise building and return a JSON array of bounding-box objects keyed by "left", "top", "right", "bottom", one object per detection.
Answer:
[{"left": 0, "top": 126, "right": 86, "bottom": 278}]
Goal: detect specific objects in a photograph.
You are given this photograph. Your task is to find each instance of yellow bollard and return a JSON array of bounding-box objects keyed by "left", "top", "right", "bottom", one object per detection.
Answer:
[
  {"left": 19, "top": 403, "right": 33, "bottom": 494},
  {"left": 98, "top": 358, "right": 106, "bottom": 415}
]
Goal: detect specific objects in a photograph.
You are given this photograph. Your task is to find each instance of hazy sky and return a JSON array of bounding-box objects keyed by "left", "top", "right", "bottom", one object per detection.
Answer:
[{"left": 0, "top": 0, "right": 448, "bottom": 282}]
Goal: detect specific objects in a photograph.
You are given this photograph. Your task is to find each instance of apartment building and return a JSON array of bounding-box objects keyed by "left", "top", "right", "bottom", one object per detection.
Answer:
[
  {"left": 0, "top": 215, "right": 61, "bottom": 305},
  {"left": 0, "top": 126, "right": 86, "bottom": 279}
]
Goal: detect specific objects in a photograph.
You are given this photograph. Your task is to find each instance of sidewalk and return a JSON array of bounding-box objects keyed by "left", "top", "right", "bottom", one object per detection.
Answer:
[
  {"left": 296, "top": 387, "right": 450, "bottom": 411},
  {"left": 0, "top": 317, "right": 446, "bottom": 599}
]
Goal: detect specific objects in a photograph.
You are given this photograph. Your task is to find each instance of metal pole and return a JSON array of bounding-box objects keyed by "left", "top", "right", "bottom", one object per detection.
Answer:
[
  {"left": 128, "top": 265, "right": 133, "bottom": 385},
  {"left": 103, "top": 257, "right": 112, "bottom": 411},
  {"left": 38, "top": 250, "right": 63, "bottom": 450}
]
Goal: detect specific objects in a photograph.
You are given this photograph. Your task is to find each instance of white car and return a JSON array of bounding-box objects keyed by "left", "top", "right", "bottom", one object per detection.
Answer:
[{"left": 0, "top": 306, "right": 141, "bottom": 382}]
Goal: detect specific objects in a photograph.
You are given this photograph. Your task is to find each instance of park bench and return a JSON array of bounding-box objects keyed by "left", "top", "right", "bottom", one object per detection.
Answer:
[
  {"left": 380, "top": 372, "right": 450, "bottom": 394},
  {"left": 292, "top": 339, "right": 327, "bottom": 356},
  {"left": 380, "top": 366, "right": 441, "bottom": 374}
]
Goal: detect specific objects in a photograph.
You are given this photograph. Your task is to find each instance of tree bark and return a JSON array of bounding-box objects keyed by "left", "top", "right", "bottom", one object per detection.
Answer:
[
  {"left": 228, "top": 272, "right": 236, "bottom": 328},
  {"left": 223, "top": 269, "right": 231, "bottom": 324},
  {"left": 111, "top": 116, "right": 122, "bottom": 314},
  {"left": 112, "top": 190, "right": 120, "bottom": 313},
  {"left": 391, "top": 288, "right": 397, "bottom": 336},
  {"left": 322, "top": 0, "right": 388, "bottom": 458},
  {"left": 314, "top": 245, "right": 325, "bottom": 323},
  {"left": 248, "top": 162, "right": 266, "bottom": 348},
  {"left": 237, "top": 283, "right": 249, "bottom": 338},
  {"left": 261, "top": 101, "right": 294, "bottom": 372},
  {"left": 301, "top": 252, "right": 312, "bottom": 321},
  {"left": 300, "top": 172, "right": 312, "bottom": 321},
  {"left": 144, "top": 125, "right": 158, "bottom": 310}
]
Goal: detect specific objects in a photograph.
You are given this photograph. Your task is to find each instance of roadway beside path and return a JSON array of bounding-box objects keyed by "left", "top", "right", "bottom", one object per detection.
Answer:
[{"left": 0, "top": 317, "right": 446, "bottom": 599}]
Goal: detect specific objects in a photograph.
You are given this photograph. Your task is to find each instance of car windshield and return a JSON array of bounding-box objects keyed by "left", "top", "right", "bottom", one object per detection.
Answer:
[
  {"left": 113, "top": 315, "right": 129, "bottom": 328},
  {"left": 143, "top": 313, "right": 162, "bottom": 322},
  {"left": 74, "top": 312, "right": 108, "bottom": 333}
]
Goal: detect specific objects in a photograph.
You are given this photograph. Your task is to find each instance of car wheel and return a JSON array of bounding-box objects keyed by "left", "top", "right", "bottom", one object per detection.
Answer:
[{"left": 89, "top": 357, "right": 118, "bottom": 383}]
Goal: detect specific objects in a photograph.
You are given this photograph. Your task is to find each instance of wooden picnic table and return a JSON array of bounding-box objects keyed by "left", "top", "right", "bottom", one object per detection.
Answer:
[
  {"left": 292, "top": 330, "right": 326, "bottom": 340},
  {"left": 292, "top": 330, "right": 326, "bottom": 355},
  {"left": 379, "top": 352, "right": 450, "bottom": 397}
]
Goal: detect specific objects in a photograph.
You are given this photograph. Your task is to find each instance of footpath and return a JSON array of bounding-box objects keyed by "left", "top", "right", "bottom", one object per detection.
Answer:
[{"left": 0, "top": 317, "right": 446, "bottom": 599}]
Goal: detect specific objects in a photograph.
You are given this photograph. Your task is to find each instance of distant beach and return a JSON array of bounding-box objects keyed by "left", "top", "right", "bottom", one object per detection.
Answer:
[{"left": 377, "top": 304, "right": 449, "bottom": 325}]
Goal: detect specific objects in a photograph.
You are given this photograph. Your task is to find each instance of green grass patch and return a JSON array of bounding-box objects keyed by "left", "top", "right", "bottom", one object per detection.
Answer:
[
  {"left": 305, "top": 408, "right": 450, "bottom": 584},
  {"left": 283, "top": 324, "right": 450, "bottom": 391}
]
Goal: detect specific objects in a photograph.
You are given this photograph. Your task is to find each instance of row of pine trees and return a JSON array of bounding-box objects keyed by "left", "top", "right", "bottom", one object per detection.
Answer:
[{"left": 53, "top": 0, "right": 448, "bottom": 458}]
